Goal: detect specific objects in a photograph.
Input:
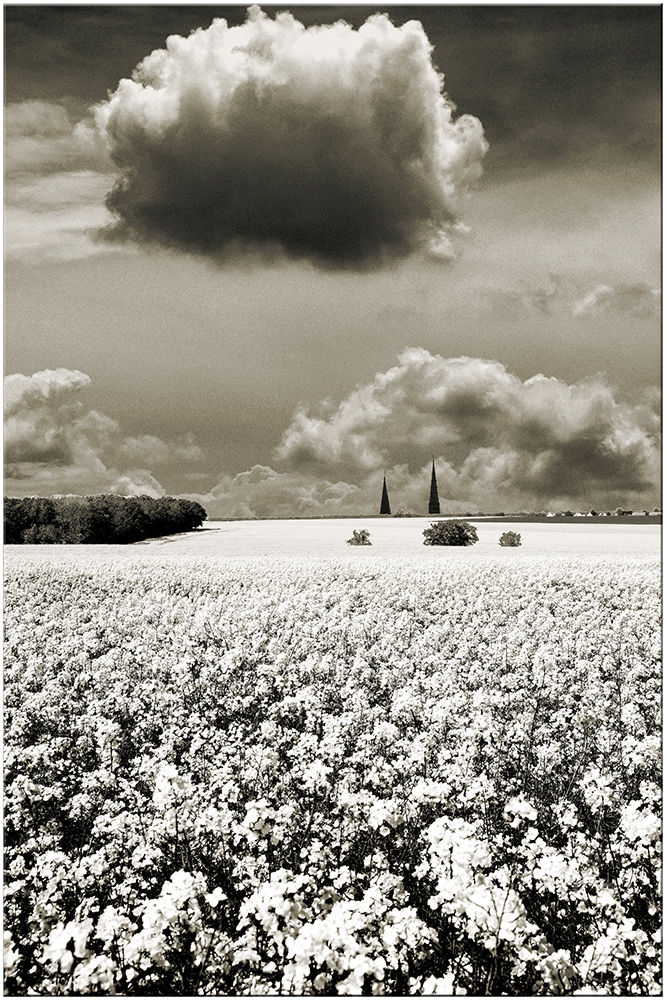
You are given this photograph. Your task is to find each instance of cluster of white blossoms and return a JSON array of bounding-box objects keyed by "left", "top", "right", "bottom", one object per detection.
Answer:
[{"left": 4, "top": 554, "right": 661, "bottom": 994}]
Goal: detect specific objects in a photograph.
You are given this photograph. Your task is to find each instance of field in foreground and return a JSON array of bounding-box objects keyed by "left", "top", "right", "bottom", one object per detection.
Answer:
[{"left": 4, "top": 554, "right": 661, "bottom": 995}]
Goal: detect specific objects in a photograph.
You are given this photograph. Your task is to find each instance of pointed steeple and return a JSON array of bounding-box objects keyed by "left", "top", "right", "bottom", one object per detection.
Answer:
[
  {"left": 380, "top": 473, "right": 391, "bottom": 515},
  {"left": 428, "top": 458, "right": 440, "bottom": 515}
]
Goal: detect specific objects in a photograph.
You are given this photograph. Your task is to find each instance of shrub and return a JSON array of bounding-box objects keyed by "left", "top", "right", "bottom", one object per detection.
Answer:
[
  {"left": 347, "top": 529, "right": 371, "bottom": 546},
  {"left": 499, "top": 531, "right": 521, "bottom": 547},
  {"left": 423, "top": 520, "right": 478, "bottom": 546}
]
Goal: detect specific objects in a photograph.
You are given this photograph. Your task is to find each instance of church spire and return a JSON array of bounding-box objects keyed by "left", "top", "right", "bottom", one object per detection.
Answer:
[
  {"left": 380, "top": 472, "right": 391, "bottom": 515},
  {"left": 428, "top": 458, "right": 440, "bottom": 515}
]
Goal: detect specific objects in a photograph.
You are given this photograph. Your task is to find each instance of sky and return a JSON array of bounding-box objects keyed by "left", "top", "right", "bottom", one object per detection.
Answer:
[{"left": 4, "top": 3, "right": 662, "bottom": 516}]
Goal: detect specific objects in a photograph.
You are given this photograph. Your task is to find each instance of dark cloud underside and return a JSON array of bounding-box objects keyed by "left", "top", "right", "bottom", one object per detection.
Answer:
[{"left": 92, "top": 8, "right": 487, "bottom": 269}]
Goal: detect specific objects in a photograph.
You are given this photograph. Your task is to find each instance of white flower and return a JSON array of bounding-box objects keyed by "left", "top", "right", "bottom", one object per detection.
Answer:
[
  {"left": 504, "top": 796, "right": 538, "bottom": 826},
  {"left": 206, "top": 886, "right": 228, "bottom": 908},
  {"left": 3, "top": 931, "right": 20, "bottom": 976},
  {"left": 620, "top": 801, "right": 660, "bottom": 844}
]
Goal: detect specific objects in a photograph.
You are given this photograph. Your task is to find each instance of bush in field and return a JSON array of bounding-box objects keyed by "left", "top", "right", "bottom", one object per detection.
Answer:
[
  {"left": 423, "top": 519, "right": 478, "bottom": 546},
  {"left": 347, "top": 528, "right": 371, "bottom": 545},
  {"left": 499, "top": 531, "right": 521, "bottom": 547}
]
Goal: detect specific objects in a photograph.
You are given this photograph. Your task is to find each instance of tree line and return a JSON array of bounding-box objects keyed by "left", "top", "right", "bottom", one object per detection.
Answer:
[{"left": 4, "top": 495, "right": 208, "bottom": 545}]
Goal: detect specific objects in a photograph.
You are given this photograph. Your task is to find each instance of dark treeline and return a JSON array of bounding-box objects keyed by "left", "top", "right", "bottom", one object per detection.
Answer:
[{"left": 4, "top": 495, "right": 208, "bottom": 544}]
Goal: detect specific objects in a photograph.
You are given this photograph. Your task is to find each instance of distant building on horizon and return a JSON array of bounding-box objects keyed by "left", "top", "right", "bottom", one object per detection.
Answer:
[
  {"left": 428, "top": 459, "right": 440, "bottom": 515},
  {"left": 380, "top": 473, "right": 391, "bottom": 515}
]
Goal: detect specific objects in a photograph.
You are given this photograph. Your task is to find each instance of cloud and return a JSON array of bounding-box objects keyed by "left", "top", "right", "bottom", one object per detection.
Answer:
[
  {"left": 475, "top": 275, "right": 661, "bottom": 332},
  {"left": 183, "top": 465, "right": 364, "bottom": 519},
  {"left": 182, "top": 350, "right": 660, "bottom": 518},
  {"left": 479, "top": 274, "right": 567, "bottom": 320},
  {"left": 5, "top": 101, "right": 111, "bottom": 178},
  {"left": 118, "top": 434, "right": 203, "bottom": 467},
  {"left": 93, "top": 6, "right": 487, "bottom": 270},
  {"left": 273, "top": 348, "right": 660, "bottom": 510},
  {"left": 5, "top": 100, "right": 118, "bottom": 261},
  {"left": 4, "top": 368, "right": 203, "bottom": 498},
  {"left": 573, "top": 283, "right": 660, "bottom": 318}
]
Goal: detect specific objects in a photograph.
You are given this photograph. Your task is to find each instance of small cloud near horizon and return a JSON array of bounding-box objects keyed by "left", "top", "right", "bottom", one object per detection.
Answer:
[{"left": 4, "top": 368, "right": 203, "bottom": 498}]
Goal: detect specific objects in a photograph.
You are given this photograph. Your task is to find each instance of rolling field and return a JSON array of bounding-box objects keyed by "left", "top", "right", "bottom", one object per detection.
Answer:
[
  {"left": 3, "top": 523, "right": 661, "bottom": 995},
  {"left": 3, "top": 516, "right": 661, "bottom": 565}
]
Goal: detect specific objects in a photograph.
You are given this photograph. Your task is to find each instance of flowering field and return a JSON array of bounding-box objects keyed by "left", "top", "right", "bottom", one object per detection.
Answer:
[{"left": 4, "top": 552, "right": 661, "bottom": 995}]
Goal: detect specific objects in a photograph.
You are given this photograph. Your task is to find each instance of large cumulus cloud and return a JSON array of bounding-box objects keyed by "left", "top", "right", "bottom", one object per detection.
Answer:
[
  {"left": 273, "top": 348, "right": 660, "bottom": 511},
  {"left": 93, "top": 6, "right": 487, "bottom": 269},
  {"left": 4, "top": 368, "right": 203, "bottom": 498}
]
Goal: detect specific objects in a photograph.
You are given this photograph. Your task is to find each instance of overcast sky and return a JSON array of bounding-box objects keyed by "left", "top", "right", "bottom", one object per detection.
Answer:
[{"left": 4, "top": 4, "right": 661, "bottom": 515}]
